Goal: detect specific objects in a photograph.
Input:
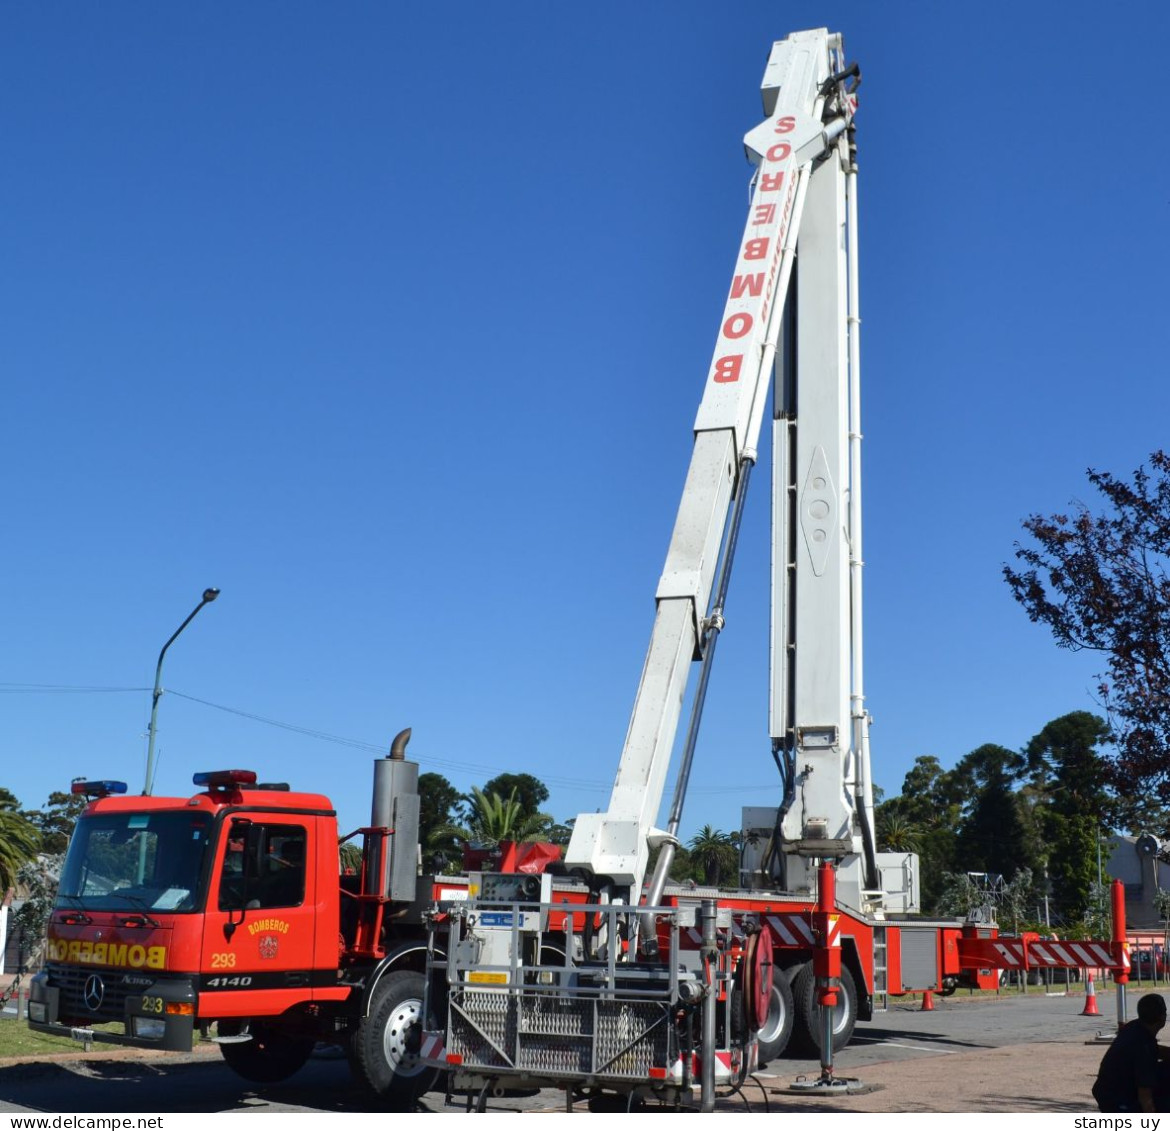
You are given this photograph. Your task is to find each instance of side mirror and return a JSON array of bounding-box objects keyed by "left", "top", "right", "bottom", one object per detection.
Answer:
[{"left": 221, "top": 818, "right": 256, "bottom": 939}]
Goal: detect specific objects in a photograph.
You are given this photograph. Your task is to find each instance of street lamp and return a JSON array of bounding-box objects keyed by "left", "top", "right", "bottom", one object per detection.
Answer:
[{"left": 143, "top": 587, "right": 220, "bottom": 795}]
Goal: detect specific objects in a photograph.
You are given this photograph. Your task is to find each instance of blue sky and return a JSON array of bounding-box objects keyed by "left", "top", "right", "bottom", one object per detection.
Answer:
[{"left": 3, "top": 2, "right": 1167, "bottom": 846}]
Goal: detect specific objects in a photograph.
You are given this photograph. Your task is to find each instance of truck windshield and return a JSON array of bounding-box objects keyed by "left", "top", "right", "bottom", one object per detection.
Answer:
[{"left": 58, "top": 811, "right": 213, "bottom": 913}]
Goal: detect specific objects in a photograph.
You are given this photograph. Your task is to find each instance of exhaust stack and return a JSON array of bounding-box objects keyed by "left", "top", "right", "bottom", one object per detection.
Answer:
[{"left": 369, "top": 727, "right": 421, "bottom": 901}]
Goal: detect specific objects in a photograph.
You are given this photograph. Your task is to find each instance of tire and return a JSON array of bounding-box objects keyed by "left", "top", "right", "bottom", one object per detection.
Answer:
[
  {"left": 756, "top": 970, "right": 795, "bottom": 1065},
  {"left": 350, "top": 969, "right": 439, "bottom": 1109},
  {"left": 219, "top": 1023, "right": 314, "bottom": 1084},
  {"left": 788, "top": 962, "right": 857, "bottom": 1057}
]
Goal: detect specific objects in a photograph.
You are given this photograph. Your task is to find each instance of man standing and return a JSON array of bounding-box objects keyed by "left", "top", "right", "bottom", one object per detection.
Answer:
[{"left": 1094, "top": 993, "right": 1170, "bottom": 1112}]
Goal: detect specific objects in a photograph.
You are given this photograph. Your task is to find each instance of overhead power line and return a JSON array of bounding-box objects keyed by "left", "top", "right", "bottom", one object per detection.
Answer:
[
  {"left": 0, "top": 683, "right": 773, "bottom": 799},
  {"left": 165, "top": 690, "right": 610, "bottom": 793},
  {"left": 0, "top": 683, "right": 149, "bottom": 693}
]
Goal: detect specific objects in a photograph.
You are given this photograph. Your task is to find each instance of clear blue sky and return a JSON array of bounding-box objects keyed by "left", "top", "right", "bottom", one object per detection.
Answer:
[{"left": 3, "top": 2, "right": 1167, "bottom": 845}]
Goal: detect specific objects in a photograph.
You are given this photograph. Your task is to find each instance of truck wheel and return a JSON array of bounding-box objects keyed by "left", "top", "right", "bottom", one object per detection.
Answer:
[
  {"left": 219, "top": 1023, "right": 314, "bottom": 1083},
  {"left": 756, "top": 971, "right": 795, "bottom": 1065},
  {"left": 350, "top": 970, "right": 439, "bottom": 1109},
  {"left": 788, "top": 963, "right": 857, "bottom": 1057}
]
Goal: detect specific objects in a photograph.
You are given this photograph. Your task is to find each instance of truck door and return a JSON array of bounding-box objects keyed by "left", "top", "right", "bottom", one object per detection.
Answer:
[{"left": 200, "top": 816, "right": 321, "bottom": 1016}]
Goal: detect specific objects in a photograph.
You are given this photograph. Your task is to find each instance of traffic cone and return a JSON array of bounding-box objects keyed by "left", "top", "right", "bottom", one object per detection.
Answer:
[
  {"left": 1082, "top": 975, "right": 1100, "bottom": 1016},
  {"left": 921, "top": 989, "right": 935, "bottom": 1011}
]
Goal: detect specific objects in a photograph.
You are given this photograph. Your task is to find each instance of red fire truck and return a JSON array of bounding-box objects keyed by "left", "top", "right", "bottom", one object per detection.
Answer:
[{"left": 30, "top": 25, "right": 1128, "bottom": 1113}]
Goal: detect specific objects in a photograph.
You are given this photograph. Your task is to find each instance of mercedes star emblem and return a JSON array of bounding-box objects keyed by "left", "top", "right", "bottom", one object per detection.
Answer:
[{"left": 82, "top": 973, "right": 105, "bottom": 1011}]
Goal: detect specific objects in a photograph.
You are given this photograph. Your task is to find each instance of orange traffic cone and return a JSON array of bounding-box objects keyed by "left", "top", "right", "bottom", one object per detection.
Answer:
[
  {"left": 921, "top": 990, "right": 935, "bottom": 1011},
  {"left": 1082, "top": 975, "right": 1100, "bottom": 1016}
]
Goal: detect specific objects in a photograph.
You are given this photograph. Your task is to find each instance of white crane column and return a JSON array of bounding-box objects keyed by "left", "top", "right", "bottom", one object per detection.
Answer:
[{"left": 566, "top": 30, "right": 840, "bottom": 896}]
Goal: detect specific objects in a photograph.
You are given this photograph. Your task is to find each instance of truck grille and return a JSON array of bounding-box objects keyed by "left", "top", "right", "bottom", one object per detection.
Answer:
[
  {"left": 45, "top": 962, "right": 146, "bottom": 1025},
  {"left": 448, "top": 989, "right": 673, "bottom": 1081}
]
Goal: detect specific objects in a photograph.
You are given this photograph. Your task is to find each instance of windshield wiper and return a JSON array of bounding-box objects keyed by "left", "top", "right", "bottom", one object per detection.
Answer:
[
  {"left": 107, "top": 892, "right": 162, "bottom": 928},
  {"left": 56, "top": 894, "right": 93, "bottom": 925}
]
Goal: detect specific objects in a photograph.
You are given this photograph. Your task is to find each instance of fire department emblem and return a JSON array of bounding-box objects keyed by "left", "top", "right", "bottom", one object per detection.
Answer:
[{"left": 258, "top": 935, "right": 279, "bottom": 960}]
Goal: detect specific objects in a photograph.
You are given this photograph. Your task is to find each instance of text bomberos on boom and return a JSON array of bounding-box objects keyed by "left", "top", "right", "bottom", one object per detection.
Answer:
[{"left": 710, "top": 115, "right": 798, "bottom": 387}]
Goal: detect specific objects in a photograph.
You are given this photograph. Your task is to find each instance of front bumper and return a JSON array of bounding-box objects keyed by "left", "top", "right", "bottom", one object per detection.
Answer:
[{"left": 28, "top": 967, "right": 197, "bottom": 1052}]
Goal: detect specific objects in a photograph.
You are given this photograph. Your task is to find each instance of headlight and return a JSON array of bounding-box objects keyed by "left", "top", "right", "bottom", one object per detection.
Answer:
[
  {"left": 131, "top": 1017, "right": 166, "bottom": 1040},
  {"left": 28, "top": 1002, "right": 47, "bottom": 1023}
]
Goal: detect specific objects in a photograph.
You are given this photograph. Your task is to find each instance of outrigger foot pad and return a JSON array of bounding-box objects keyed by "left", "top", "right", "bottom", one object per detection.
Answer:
[{"left": 783, "top": 1074, "right": 874, "bottom": 1096}]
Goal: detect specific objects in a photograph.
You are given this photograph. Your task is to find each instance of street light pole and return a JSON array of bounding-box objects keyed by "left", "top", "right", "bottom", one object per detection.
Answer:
[{"left": 143, "top": 588, "right": 220, "bottom": 795}]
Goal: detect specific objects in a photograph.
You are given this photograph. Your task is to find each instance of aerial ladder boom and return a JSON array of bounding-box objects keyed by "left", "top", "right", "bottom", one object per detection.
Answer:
[{"left": 564, "top": 29, "right": 872, "bottom": 903}]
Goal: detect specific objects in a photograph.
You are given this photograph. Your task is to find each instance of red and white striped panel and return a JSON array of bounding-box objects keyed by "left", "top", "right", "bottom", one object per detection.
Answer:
[
  {"left": 419, "top": 1030, "right": 447, "bottom": 1067},
  {"left": 678, "top": 911, "right": 824, "bottom": 951},
  {"left": 1031, "top": 940, "right": 1119, "bottom": 968},
  {"left": 763, "top": 913, "right": 817, "bottom": 948},
  {"left": 988, "top": 939, "right": 1120, "bottom": 969},
  {"left": 662, "top": 1050, "right": 737, "bottom": 1084},
  {"left": 678, "top": 920, "right": 750, "bottom": 947}
]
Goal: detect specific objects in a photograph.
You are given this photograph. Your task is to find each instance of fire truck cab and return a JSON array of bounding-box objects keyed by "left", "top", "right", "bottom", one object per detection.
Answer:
[{"left": 30, "top": 742, "right": 443, "bottom": 1107}]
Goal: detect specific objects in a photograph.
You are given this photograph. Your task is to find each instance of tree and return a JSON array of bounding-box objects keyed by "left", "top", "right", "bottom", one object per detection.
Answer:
[
  {"left": 418, "top": 772, "right": 466, "bottom": 871},
  {"left": 419, "top": 773, "right": 461, "bottom": 833},
  {"left": 339, "top": 843, "right": 362, "bottom": 874},
  {"left": 542, "top": 819, "right": 575, "bottom": 847},
  {"left": 952, "top": 744, "right": 1033, "bottom": 882},
  {"left": 1023, "top": 712, "right": 1113, "bottom": 921},
  {"left": 481, "top": 774, "right": 549, "bottom": 822},
  {"left": 876, "top": 755, "right": 962, "bottom": 911},
  {"left": 24, "top": 790, "right": 87, "bottom": 855},
  {"left": 443, "top": 787, "right": 553, "bottom": 848},
  {"left": 1005, "top": 452, "right": 1170, "bottom": 806},
  {"left": 875, "top": 812, "right": 922, "bottom": 854},
  {"left": 687, "top": 825, "right": 736, "bottom": 886},
  {"left": 12, "top": 856, "right": 62, "bottom": 966},
  {"left": 0, "top": 793, "right": 42, "bottom": 892}
]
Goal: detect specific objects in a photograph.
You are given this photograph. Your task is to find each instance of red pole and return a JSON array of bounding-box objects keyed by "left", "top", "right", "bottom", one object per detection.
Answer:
[
  {"left": 813, "top": 861, "right": 841, "bottom": 1079},
  {"left": 1111, "top": 877, "right": 1128, "bottom": 1028}
]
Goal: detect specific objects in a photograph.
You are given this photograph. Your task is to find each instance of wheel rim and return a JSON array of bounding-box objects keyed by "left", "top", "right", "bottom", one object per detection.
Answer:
[
  {"left": 809, "top": 976, "right": 849, "bottom": 1036},
  {"left": 829, "top": 994, "right": 848, "bottom": 1035},
  {"left": 758, "top": 983, "right": 787, "bottom": 1043},
  {"left": 382, "top": 997, "right": 425, "bottom": 1077}
]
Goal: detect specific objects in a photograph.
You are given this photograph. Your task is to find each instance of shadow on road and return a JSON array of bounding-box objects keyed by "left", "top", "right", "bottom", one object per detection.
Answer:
[{"left": 0, "top": 1056, "right": 388, "bottom": 1114}]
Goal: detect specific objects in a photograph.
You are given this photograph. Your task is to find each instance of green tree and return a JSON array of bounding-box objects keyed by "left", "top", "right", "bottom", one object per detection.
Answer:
[
  {"left": 481, "top": 774, "right": 549, "bottom": 822},
  {"left": 0, "top": 791, "right": 41, "bottom": 891},
  {"left": 339, "top": 842, "right": 362, "bottom": 874},
  {"left": 935, "top": 871, "right": 985, "bottom": 919},
  {"left": 952, "top": 744, "right": 1032, "bottom": 882},
  {"left": 25, "top": 790, "right": 87, "bottom": 855},
  {"left": 542, "top": 819, "right": 575, "bottom": 847},
  {"left": 875, "top": 812, "right": 922, "bottom": 854},
  {"left": 876, "top": 755, "right": 961, "bottom": 911},
  {"left": 687, "top": 825, "right": 736, "bottom": 886},
  {"left": 12, "top": 856, "right": 62, "bottom": 963},
  {"left": 418, "top": 773, "right": 461, "bottom": 841},
  {"left": 443, "top": 787, "right": 553, "bottom": 848},
  {"left": 418, "top": 772, "right": 464, "bottom": 868},
  {"left": 1023, "top": 712, "right": 1113, "bottom": 921}
]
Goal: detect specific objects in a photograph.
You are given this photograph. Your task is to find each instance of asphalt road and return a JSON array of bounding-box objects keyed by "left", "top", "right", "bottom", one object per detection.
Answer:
[{"left": 0, "top": 989, "right": 1130, "bottom": 1115}]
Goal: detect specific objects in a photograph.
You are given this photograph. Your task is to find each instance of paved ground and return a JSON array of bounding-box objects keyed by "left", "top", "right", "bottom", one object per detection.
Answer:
[
  {"left": 467, "top": 990, "right": 1121, "bottom": 1114},
  {"left": 0, "top": 988, "right": 1133, "bottom": 1113}
]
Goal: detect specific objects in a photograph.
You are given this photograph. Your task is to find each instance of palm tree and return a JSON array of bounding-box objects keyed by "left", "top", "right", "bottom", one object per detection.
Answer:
[
  {"left": 440, "top": 787, "right": 553, "bottom": 849},
  {"left": 876, "top": 812, "right": 923, "bottom": 854},
  {"left": 688, "top": 825, "right": 735, "bottom": 886},
  {"left": 0, "top": 800, "right": 42, "bottom": 891}
]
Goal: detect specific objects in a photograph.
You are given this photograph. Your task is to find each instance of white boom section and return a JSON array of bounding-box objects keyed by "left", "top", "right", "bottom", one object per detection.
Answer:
[
  {"left": 565, "top": 29, "right": 854, "bottom": 896},
  {"left": 770, "top": 45, "right": 875, "bottom": 876}
]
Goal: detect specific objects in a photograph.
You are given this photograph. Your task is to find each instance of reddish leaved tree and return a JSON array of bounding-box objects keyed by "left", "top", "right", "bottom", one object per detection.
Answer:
[{"left": 1004, "top": 451, "right": 1170, "bottom": 807}]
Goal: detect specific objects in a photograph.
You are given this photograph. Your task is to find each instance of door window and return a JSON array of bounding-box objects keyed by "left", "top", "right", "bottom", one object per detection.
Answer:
[{"left": 218, "top": 823, "right": 306, "bottom": 910}]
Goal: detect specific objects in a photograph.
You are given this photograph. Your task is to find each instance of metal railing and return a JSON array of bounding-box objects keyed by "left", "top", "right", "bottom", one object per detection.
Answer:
[{"left": 433, "top": 900, "right": 690, "bottom": 1088}]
